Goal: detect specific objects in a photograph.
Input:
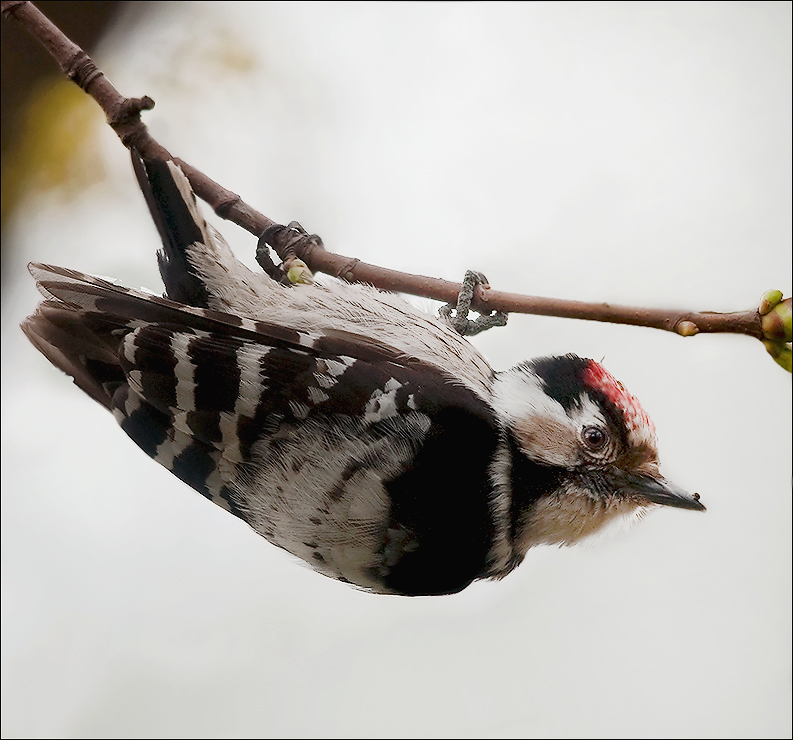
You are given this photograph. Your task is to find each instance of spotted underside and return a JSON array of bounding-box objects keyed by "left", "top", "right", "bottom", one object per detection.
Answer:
[{"left": 24, "top": 264, "right": 500, "bottom": 594}]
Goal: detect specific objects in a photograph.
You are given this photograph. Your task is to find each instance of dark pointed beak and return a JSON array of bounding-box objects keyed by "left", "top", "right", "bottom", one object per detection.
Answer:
[{"left": 616, "top": 472, "right": 706, "bottom": 511}]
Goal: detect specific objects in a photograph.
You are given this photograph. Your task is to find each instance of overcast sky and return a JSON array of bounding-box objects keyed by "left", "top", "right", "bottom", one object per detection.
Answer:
[{"left": 2, "top": 2, "right": 791, "bottom": 737}]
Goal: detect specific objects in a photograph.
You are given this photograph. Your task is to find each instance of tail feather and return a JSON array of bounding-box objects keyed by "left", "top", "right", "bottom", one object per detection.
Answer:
[{"left": 131, "top": 151, "right": 213, "bottom": 308}]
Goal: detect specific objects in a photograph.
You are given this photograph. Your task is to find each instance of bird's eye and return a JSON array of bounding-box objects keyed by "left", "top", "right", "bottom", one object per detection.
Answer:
[{"left": 581, "top": 425, "right": 608, "bottom": 451}]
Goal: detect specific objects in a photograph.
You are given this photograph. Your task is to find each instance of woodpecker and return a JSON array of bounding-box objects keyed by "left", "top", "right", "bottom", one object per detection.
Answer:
[{"left": 22, "top": 156, "right": 705, "bottom": 596}]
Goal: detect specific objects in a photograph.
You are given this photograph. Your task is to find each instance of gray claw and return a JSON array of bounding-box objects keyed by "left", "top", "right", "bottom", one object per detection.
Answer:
[{"left": 441, "top": 270, "right": 509, "bottom": 336}]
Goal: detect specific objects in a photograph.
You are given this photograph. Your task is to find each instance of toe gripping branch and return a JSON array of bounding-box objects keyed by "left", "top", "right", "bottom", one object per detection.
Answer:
[
  {"left": 255, "top": 230, "right": 508, "bottom": 336},
  {"left": 439, "top": 271, "right": 509, "bottom": 337},
  {"left": 257, "top": 222, "right": 322, "bottom": 285}
]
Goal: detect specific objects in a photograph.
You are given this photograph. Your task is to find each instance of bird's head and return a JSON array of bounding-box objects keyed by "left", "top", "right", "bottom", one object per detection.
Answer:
[{"left": 492, "top": 354, "right": 704, "bottom": 550}]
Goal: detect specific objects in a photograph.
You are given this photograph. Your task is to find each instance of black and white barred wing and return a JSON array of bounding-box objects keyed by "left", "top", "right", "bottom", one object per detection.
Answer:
[{"left": 23, "top": 263, "right": 498, "bottom": 591}]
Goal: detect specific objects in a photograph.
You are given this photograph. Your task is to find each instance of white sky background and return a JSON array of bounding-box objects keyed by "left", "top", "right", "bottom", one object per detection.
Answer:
[{"left": 2, "top": 2, "right": 791, "bottom": 737}]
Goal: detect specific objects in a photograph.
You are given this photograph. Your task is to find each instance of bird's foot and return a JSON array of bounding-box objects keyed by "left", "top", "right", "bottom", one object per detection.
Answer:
[{"left": 439, "top": 270, "right": 508, "bottom": 336}]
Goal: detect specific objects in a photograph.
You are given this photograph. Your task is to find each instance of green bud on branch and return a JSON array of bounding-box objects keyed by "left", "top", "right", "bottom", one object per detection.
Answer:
[
  {"left": 759, "top": 289, "right": 784, "bottom": 316},
  {"left": 763, "top": 340, "right": 793, "bottom": 373},
  {"left": 760, "top": 297, "right": 792, "bottom": 343}
]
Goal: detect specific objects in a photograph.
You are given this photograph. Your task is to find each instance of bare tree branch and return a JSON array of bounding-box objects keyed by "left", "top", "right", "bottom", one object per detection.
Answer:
[{"left": 3, "top": 0, "right": 791, "bottom": 364}]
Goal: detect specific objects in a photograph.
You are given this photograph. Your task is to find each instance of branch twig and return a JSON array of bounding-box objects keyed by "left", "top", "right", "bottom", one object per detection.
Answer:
[{"left": 3, "top": 0, "right": 791, "bottom": 360}]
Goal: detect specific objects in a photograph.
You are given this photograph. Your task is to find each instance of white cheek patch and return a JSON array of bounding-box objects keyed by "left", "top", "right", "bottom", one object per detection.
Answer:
[
  {"left": 491, "top": 370, "right": 634, "bottom": 467},
  {"left": 491, "top": 371, "right": 580, "bottom": 467}
]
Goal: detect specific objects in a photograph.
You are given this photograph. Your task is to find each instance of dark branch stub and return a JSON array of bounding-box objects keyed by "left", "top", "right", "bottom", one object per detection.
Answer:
[{"left": 108, "top": 95, "right": 155, "bottom": 126}]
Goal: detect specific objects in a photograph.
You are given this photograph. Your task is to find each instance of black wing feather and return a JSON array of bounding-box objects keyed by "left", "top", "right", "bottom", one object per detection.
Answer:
[{"left": 131, "top": 152, "right": 213, "bottom": 307}]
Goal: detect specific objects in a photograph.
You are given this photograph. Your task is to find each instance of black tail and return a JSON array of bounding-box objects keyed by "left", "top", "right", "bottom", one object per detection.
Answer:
[{"left": 131, "top": 152, "right": 213, "bottom": 308}]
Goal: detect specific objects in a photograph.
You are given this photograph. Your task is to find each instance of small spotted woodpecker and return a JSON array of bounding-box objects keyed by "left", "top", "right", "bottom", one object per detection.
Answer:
[{"left": 22, "top": 156, "right": 705, "bottom": 596}]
